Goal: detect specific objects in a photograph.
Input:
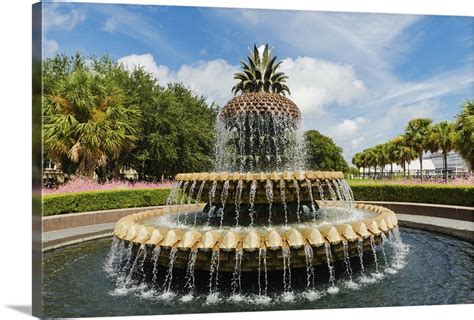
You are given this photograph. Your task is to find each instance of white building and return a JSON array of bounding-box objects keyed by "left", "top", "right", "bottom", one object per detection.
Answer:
[
  {"left": 360, "top": 151, "right": 470, "bottom": 178},
  {"left": 424, "top": 151, "right": 469, "bottom": 176}
]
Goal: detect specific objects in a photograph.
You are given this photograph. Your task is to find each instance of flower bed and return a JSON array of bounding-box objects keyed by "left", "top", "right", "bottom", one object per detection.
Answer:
[{"left": 43, "top": 177, "right": 174, "bottom": 195}]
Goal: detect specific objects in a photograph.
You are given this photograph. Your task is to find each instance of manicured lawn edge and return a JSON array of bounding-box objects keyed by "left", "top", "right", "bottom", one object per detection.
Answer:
[
  {"left": 349, "top": 183, "right": 474, "bottom": 207},
  {"left": 42, "top": 188, "right": 172, "bottom": 216}
]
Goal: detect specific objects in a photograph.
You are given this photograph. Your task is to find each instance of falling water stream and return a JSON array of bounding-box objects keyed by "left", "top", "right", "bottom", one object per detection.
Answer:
[
  {"left": 184, "top": 248, "right": 198, "bottom": 296},
  {"left": 162, "top": 248, "right": 178, "bottom": 293},
  {"left": 304, "top": 244, "right": 316, "bottom": 289}
]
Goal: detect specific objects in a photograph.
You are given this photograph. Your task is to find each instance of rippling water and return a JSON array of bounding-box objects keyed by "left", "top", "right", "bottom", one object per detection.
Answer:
[{"left": 43, "top": 228, "right": 474, "bottom": 318}]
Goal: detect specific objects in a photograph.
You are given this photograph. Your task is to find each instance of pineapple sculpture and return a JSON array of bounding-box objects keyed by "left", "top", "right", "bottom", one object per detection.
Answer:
[{"left": 216, "top": 44, "right": 304, "bottom": 173}]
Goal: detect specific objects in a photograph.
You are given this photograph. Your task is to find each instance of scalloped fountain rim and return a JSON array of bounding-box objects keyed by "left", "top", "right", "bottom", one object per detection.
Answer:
[
  {"left": 113, "top": 202, "right": 398, "bottom": 259},
  {"left": 175, "top": 170, "right": 344, "bottom": 182}
]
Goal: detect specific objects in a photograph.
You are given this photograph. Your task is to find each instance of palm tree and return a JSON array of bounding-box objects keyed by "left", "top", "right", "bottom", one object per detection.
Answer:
[
  {"left": 454, "top": 100, "right": 474, "bottom": 173},
  {"left": 405, "top": 118, "right": 433, "bottom": 181},
  {"left": 361, "top": 149, "right": 372, "bottom": 177},
  {"left": 428, "top": 121, "right": 456, "bottom": 181},
  {"left": 392, "top": 135, "right": 417, "bottom": 178},
  {"left": 352, "top": 152, "right": 363, "bottom": 177},
  {"left": 43, "top": 69, "right": 139, "bottom": 178},
  {"left": 374, "top": 144, "right": 389, "bottom": 178},
  {"left": 232, "top": 44, "right": 290, "bottom": 95},
  {"left": 363, "top": 148, "right": 378, "bottom": 179},
  {"left": 385, "top": 140, "right": 398, "bottom": 178}
]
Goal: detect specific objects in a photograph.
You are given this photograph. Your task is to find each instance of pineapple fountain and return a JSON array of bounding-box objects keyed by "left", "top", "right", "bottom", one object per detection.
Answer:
[{"left": 107, "top": 45, "right": 401, "bottom": 301}]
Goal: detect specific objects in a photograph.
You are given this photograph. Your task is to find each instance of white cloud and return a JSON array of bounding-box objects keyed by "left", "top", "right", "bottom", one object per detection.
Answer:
[
  {"left": 216, "top": 9, "right": 420, "bottom": 86},
  {"left": 329, "top": 117, "right": 366, "bottom": 140},
  {"left": 43, "top": 37, "right": 60, "bottom": 56},
  {"left": 377, "top": 99, "right": 440, "bottom": 131},
  {"left": 117, "top": 53, "right": 366, "bottom": 111},
  {"left": 350, "top": 136, "right": 365, "bottom": 149},
  {"left": 175, "top": 60, "right": 239, "bottom": 105},
  {"left": 42, "top": 3, "right": 86, "bottom": 57},
  {"left": 366, "top": 68, "right": 474, "bottom": 109},
  {"left": 280, "top": 57, "right": 366, "bottom": 115},
  {"left": 335, "top": 99, "right": 440, "bottom": 160},
  {"left": 118, "top": 54, "right": 238, "bottom": 105},
  {"left": 94, "top": 5, "right": 181, "bottom": 59},
  {"left": 43, "top": 4, "right": 86, "bottom": 32},
  {"left": 103, "top": 17, "right": 118, "bottom": 32},
  {"left": 118, "top": 54, "right": 174, "bottom": 84}
]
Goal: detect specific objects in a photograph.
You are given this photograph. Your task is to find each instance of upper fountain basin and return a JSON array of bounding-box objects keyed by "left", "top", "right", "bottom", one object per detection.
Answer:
[{"left": 175, "top": 170, "right": 345, "bottom": 204}]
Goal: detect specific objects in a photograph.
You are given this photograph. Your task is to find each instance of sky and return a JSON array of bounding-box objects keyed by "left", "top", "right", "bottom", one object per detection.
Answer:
[{"left": 41, "top": 2, "right": 474, "bottom": 162}]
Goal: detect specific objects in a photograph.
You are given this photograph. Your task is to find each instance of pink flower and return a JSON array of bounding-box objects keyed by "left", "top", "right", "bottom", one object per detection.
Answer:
[{"left": 43, "top": 177, "right": 174, "bottom": 195}]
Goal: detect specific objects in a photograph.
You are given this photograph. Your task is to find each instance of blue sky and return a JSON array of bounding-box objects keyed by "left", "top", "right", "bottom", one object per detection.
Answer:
[{"left": 42, "top": 2, "right": 474, "bottom": 162}]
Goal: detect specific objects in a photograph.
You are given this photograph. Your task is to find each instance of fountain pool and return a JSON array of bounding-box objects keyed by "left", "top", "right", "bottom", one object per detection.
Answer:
[{"left": 42, "top": 227, "right": 474, "bottom": 318}]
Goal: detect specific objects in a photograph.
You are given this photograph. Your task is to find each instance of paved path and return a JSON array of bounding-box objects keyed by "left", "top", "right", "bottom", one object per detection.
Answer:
[
  {"left": 43, "top": 222, "right": 115, "bottom": 251},
  {"left": 397, "top": 213, "right": 473, "bottom": 242}
]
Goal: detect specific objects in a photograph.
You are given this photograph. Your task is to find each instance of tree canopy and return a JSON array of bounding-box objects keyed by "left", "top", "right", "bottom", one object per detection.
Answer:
[
  {"left": 305, "top": 130, "right": 349, "bottom": 172},
  {"left": 42, "top": 53, "right": 218, "bottom": 181},
  {"left": 455, "top": 100, "right": 474, "bottom": 171}
]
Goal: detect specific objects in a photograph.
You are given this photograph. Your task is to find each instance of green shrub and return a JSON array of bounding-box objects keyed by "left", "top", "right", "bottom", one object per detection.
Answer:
[
  {"left": 42, "top": 184, "right": 473, "bottom": 216},
  {"left": 349, "top": 183, "right": 474, "bottom": 206},
  {"left": 43, "top": 188, "right": 172, "bottom": 216}
]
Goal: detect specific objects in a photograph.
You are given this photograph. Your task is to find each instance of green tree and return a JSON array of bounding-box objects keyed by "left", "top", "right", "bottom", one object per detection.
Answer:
[
  {"left": 351, "top": 152, "right": 363, "bottom": 177},
  {"left": 346, "top": 166, "right": 360, "bottom": 176},
  {"left": 43, "top": 53, "right": 87, "bottom": 93},
  {"left": 392, "top": 135, "right": 417, "bottom": 177},
  {"left": 374, "top": 144, "right": 389, "bottom": 178},
  {"left": 305, "top": 130, "right": 349, "bottom": 172},
  {"left": 91, "top": 56, "right": 159, "bottom": 179},
  {"left": 428, "top": 121, "right": 456, "bottom": 181},
  {"left": 385, "top": 140, "right": 398, "bottom": 177},
  {"left": 359, "top": 150, "right": 371, "bottom": 178},
  {"left": 404, "top": 118, "right": 432, "bottom": 181},
  {"left": 363, "top": 148, "right": 378, "bottom": 178},
  {"left": 454, "top": 100, "right": 474, "bottom": 172},
  {"left": 134, "top": 83, "right": 218, "bottom": 180},
  {"left": 43, "top": 69, "right": 139, "bottom": 177}
]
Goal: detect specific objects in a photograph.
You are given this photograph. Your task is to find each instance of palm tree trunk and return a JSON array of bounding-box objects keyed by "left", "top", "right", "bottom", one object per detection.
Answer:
[
  {"left": 362, "top": 167, "right": 365, "bottom": 179},
  {"left": 419, "top": 152, "right": 423, "bottom": 181},
  {"left": 443, "top": 152, "right": 448, "bottom": 182},
  {"left": 390, "top": 163, "right": 393, "bottom": 178},
  {"left": 374, "top": 166, "right": 377, "bottom": 179},
  {"left": 403, "top": 162, "right": 406, "bottom": 177}
]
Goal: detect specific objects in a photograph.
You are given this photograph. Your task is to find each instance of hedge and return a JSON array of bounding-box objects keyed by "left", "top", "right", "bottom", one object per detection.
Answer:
[
  {"left": 349, "top": 183, "right": 474, "bottom": 207},
  {"left": 42, "top": 183, "right": 473, "bottom": 216},
  {"left": 42, "top": 188, "right": 172, "bottom": 216}
]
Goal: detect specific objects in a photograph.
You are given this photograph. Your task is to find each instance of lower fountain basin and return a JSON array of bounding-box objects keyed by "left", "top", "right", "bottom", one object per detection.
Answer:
[
  {"left": 113, "top": 202, "right": 398, "bottom": 271},
  {"left": 42, "top": 227, "right": 474, "bottom": 318}
]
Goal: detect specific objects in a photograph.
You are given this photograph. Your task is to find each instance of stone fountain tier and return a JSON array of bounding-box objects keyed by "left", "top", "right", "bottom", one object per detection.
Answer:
[
  {"left": 175, "top": 170, "right": 345, "bottom": 204},
  {"left": 219, "top": 92, "right": 301, "bottom": 119},
  {"left": 113, "top": 202, "right": 398, "bottom": 272}
]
